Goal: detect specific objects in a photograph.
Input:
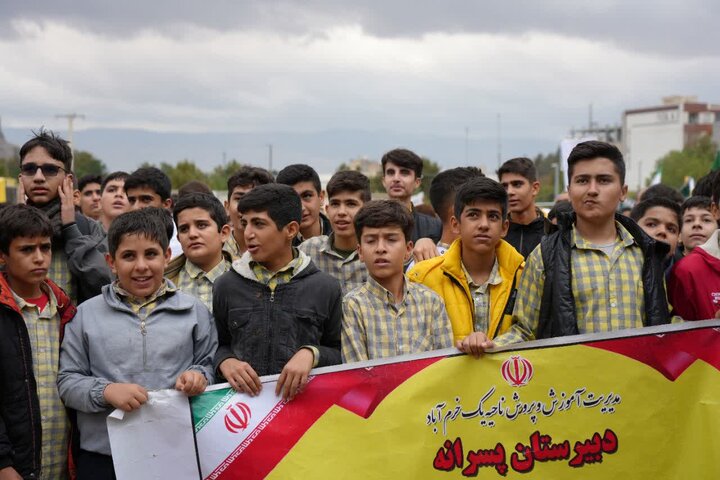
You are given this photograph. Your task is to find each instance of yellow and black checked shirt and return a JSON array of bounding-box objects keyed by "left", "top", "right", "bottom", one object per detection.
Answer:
[
  {"left": 298, "top": 234, "right": 367, "bottom": 295},
  {"left": 224, "top": 234, "right": 243, "bottom": 262},
  {"left": 112, "top": 280, "right": 177, "bottom": 319},
  {"left": 48, "top": 249, "right": 74, "bottom": 304},
  {"left": 342, "top": 275, "right": 454, "bottom": 363},
  {"left": 249, "top": 249, "right": 302, "bottom": 292},
  {"left": 497, "top": 222, "right": 645, "bottom": 346},
  {"left": 175, "top": 259, "right": 230, "bottom": 313},
  {"left": 13, "top": 289, "right": 69, "bottom": 480},
  {"left": 462, "top": 258, "right": 502, "bottom": 335}
]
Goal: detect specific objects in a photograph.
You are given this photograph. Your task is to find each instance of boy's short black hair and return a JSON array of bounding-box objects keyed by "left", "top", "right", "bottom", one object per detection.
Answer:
[
  {"left": 693, "top": 170, "right": 719, "bottom": 198},
  {"left": 381, "top": 149, "right": 424, "bottom": 177},
  {"left": 78, "top": 174, "right": 102, "bottom": 192},
  {"left": 548, "top": 200, "right": 573, "bottom": 222},
  {"left": 0, "top": 205, "right": 54, "bottom": 254},
  {"left": 630, "top": 197, "right": 682, "bottom": 227},
  {"left": 497, "top": 157, "right": 537, "bottom": 182},
  {"left": 276, "top": 164, "right": 322, "bottom": 193},
  {"left": 226, "top": 166, "right": 274, "bottom": 198},
  {"left": 237, "top": 184, "right": 301, "bottom": 230},
  {"left": 429, "top": 167, "right": 485, "bottom": 222},
  {"left": 173, "top": 193, "right": 229, "bottom": 232},
  {"left": 353, "top": 200, "right": 414, "bottom": 242},
  {"left": 124, "top": 167, "right": 172, "bottom": 201},
  {"left": 567, "top": 141, "right": 625, "bottom": 184},
  {"left": 101, "top": 171, "right": 129, "bottom": 192},
  {"left": 177, "top": 180, "right": 212, "bottom": 198},
  {"left": 681, "top": 195, "right": 713, "bottom": 216},
  {"left": 327, "top": 170, "right": 371, "bottom": 202},
  {"left": 108, "top": 208, "right": 170, "bottom": 257},
  {"left": 641, "top": 184, "right": 684, "bottom": 204},
  {"left": 454, "top": 177, "right": 509, "bottom": 221},
  {"left": 19, "top": 129, "right": 73, "bottom": 171}
]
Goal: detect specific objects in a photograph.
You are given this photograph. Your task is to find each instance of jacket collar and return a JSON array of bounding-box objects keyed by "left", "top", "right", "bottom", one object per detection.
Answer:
[
  {"left": 232, "top": 248, "right": 313, "bottom": 282},
  {"left": 440, "top": 238, "right": 524, "bottom": 284}
]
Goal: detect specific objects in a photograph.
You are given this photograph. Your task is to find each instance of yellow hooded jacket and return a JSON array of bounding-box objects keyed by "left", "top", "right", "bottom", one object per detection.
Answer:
[{"left": 408, "top": 238, "right": 524, "bottom": 343}]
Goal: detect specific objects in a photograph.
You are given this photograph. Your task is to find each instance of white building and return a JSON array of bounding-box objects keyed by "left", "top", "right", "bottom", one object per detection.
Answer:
[{"left": 623, "top": 96, "right": 720, "bottom": 191}]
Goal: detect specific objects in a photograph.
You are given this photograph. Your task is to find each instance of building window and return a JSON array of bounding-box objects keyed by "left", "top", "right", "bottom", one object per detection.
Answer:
[{"left": 689, "top": 113, "right": 699, "bottom": 124}]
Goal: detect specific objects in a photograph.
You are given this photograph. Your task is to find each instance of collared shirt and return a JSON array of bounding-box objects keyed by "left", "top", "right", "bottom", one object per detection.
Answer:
[
  {"left": 342, "top": 275, "right": 453, "bottom": 363},
  {"left": 48, "top": 249, "right": 75, "bottom": 304},
  {"left": 462, "top": 258, "right": 502, "bottom": 335},
  {"left": 496, "top": 222, "right": 645, "bottom": 346},
  {"left": 298, "top": 234, "right": 367, "bottom": 295},
  {"left": 13, "top": 288, "right": 68, "bottom": 480},
  {"left": 250, "top": 248, "right": 302, "bottom": 292},
  {"left": 112, "top": 280, "right": 177, "bottom": 319},
  {"left": 224, "top": 233, "right": 243, "bottom": 262},
  {"left": 175, "top": 258, "right": 231, "bottom": 312}
]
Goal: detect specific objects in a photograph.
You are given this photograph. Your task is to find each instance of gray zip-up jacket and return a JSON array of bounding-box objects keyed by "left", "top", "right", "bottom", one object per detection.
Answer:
[{"left": 57, "top": 282, "right": 217, "bottom": 456}]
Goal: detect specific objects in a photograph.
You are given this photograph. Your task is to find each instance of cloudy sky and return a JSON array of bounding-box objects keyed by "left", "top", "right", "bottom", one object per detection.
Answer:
[{"left": 1, "top": 1, "right": 718, "bottom": 173}]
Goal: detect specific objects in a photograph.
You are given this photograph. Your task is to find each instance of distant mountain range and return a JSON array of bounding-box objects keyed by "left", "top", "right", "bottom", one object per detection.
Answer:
[{"left": 4, "top": 127, "right": 557, "bottom": 175}]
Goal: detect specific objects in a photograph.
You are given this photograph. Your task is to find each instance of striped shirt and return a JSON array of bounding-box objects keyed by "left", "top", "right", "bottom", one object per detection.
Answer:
[
  {"left": 462, "top": 258, "right": 502, "bottom": 334},
  {"left": 342, "top": 275, "right": 453, "bottom": 363},
  {"left": 14, "top": 288, "right": 68, "bottom": 480},
  {"left": 496, "top": 222, "right": 645, "bottom": 346},
  {"left": 175, "top": 258, "right": 230, "bottom": 312},
  {"left": 298, "top": 234, "right": 366, "bottom": 295}
]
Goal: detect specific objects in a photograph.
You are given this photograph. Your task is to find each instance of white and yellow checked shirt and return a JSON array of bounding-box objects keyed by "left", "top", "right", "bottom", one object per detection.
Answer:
[
  {"left": 342, "top": 276, "right": 453, "bottom": 363},
  {"left": 13, "top": 288, "right": 69, "bottom": 480},
  {"left": 112, "top": 280, "right": 176, "bottom": 319},
  {"left": 48, "top": 250, "right": 74, "bottom": 304},
  {"left": 496, "top": 222, "right": 645, "bottom": 346},
  {"left": 175, "top": 259, "right": 230, "bottom": 313},
  {"left": 298, "top": 234, "right": 367, "bottom": 295},
  {"left": 462, "top": 258, "right": 502, "bottom": 335}
]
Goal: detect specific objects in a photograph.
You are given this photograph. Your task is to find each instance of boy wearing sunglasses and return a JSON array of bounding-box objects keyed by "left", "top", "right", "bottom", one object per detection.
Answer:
[{"left": 18, "top": 129, "right": 112, "bottom": 304}]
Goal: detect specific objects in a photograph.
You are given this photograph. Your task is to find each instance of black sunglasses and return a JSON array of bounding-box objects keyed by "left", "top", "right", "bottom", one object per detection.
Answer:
[{"left": 20, "top": 163, "right": 68, "bottom": 177}]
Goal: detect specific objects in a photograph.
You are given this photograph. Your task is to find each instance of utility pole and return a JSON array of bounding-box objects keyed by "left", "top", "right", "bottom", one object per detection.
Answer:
[
  {"left": 55, "top": 113, "right": 85, "bottom": 170},
  {"left": 267, "top": 144, "right": 273, "bottom": 172}
]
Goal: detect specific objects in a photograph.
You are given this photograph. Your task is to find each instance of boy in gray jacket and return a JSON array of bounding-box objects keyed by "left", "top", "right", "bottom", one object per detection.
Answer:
[{"left": 58, "top": 209, "right": 217, "bottom": 480}]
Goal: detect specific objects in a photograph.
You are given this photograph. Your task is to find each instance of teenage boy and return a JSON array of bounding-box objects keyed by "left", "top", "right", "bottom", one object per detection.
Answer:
[
  {"left": 342, "top": 200, "right": 453, "bottom": 363},
  {"left": 166, "top": 193, "right": 232, "bottom": 312},
  {"left": 75, "top": 174, "right": 102, "bottom": 221},
  {"left": 17, "top": 129, "right": 111, "bottom": 304},
  {"left": 58, "top": 209, "right": 217, "bottom": 479},
  {"left": 630, "top": 197, "right": 681, "bottom": 257},
  {"left": 213, "top": 184, "right": 342, "bottom": 402},
  {"left": 98, "top": 171, "right": 129, "bottom": 232},
  {"left": 277, "top": 164, "right": 332, "bottom": 245},
  {"left": 299, "top": 170, "right": 370, "bottom": 295},
  {"left": 224, "top": 166, "right": 274, "bottom": 260},
  {"left": 0, "top": 205, "right": 76, "bottom": 480},
  {"left": 381, "top": 148, "right": 442, "bottom": 244},
  {"left": 497, "top": 157, "right": 547, "bottom": 258},
  {"left": 409, "top": 177, "right": 524, "bottom": 351},
  {"left": 679, "top": 196, "right": 716, "bottom": 254},
  {"left": 486, "top": 141, "right": 672, "bottom": 348},
  {"left": 124, "top": 166, "right": 182, "bottom": 258}
]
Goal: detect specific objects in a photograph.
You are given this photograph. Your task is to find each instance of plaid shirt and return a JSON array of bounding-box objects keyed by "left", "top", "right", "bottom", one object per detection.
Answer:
[
  {"left": 463, "top": 258, "right": 502, "bottom": 334},
  {"left": 342, "top": 275, "right": 453, "bottom": 363},
  {"left": 48, "top": 249, "right": 75, "bottom": 304},
  {"left": 175, "top": 258, "right": 230, "bottom": 312},
  {"left": 298, "top": 234, "right": 367, "bottom": 295},
  {"left": 224, "top": 233, "right": 243, "bottom": 262},
  {"left": 14, "top": 288, "right": 68, "bottom": 480},
  {"left": 497, "top": 222, "right": 645, "bottom": 346},
  {"left": 250, "top": 249, "right": 302, "bottom": 292},
  {"left": 113, "top": 280, "right": 177, "bottom": 319}
]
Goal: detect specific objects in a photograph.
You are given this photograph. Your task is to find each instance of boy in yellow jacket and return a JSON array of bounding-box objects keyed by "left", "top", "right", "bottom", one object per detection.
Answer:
[{"left": 408, "top": 177, "right": 524, "bottom": 356}]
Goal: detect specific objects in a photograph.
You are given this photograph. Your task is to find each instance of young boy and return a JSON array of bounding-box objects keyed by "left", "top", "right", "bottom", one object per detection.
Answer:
[
  {"left": 98, "top": 171, "right": 129, "bottom": 232},
  {"left": 17, "top": 129, "right": 111, "bottom": 304},
  {"left": 299, "top": 170, "right": 370, "bottom": 295},
  {"left": 342, "top": 200, "right": 453, "bottom": 363},
  {"left": 213, "top": 184, "right": 342, "bottom": 402},
  {"left": 124, "top": 166, "right": 182, "bottom": 258},
  {"left": 409, "top": 177, "right": 524, "bottom": 354},
  {"left": 277, "top": 164, "right": 332, "bottom": 245},
  {"left": 630, "top": 197, "right": 681, "bottom": 257},
  {"left": 381, "top": 148, "right": 442, "bottom": 244},
  {"left": 490, "top": 141, "right": 671, "bottom": 348},
  {"left": 166, "top": 193, "right": 232, "bottom": 312},
  {"left": 74, "top": 174, "right": 103, "bottom": 221},
  {"left": 224, "top": 166, "right": 274, "bottom": 260},
  {"left": 497, "top": 157, "right": 548, "bottom": 258},
  {"left": 57, "top": 209, "right": 217, "bottom": 479},
  {"left": 679, "top": 196, "right": 716, "bottom": 254},
  {"left": 0, "top": 205, "right": 76, "bottom": 480}
]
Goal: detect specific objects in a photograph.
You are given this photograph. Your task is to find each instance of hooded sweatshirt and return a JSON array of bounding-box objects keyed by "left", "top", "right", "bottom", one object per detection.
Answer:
[{"left": 668, "top": 229, "right": 720, "bottom": 320}]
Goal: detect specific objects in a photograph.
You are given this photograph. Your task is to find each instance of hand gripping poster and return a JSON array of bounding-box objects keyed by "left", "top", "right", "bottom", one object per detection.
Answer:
[{"left": 108, "top": 320, "right": 720, "bottom": 479}]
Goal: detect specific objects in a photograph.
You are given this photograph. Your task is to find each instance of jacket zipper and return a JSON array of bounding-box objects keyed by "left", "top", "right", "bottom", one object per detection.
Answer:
[{"left": 140, "top": 317, "right": 147, "bottom": 369}]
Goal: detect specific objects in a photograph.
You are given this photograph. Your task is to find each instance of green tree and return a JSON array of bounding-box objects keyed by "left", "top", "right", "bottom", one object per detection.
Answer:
[
  {"left": 0, "top": 157, "right": 20, "bottom": 177},
  {"left": 208, "top": 160, "right": 250, "bottom": 190},
  {"left": 532, "top": 149, "right": 561, "bottom": 202},
  {"left": 72, "top": 150, "right": 107, "bottom": 178},
  {"left": 652, "top": 136, "right": 717, "bottom": 189},
  {"left": 160, "top": 160, "right": 209, "bottom": 189}
]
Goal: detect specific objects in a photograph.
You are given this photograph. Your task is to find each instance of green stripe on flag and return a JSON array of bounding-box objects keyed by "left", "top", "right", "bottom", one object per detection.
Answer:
[{"left": 190, "top": 387, "right": 236, "bottom": 433}]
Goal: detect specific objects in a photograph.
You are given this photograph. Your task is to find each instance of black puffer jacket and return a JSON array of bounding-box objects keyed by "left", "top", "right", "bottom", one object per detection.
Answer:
[
  {"left": 0, "top": 274, "right": 75, "bottom": 478},
  {"left": 536, "top": 212, "right": 671, "bottom": 339}
]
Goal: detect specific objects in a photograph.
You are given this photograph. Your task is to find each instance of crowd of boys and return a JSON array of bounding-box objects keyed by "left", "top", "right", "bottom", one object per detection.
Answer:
[{"left": 1, "top": 130, "right": 718, "bottom": 479}]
